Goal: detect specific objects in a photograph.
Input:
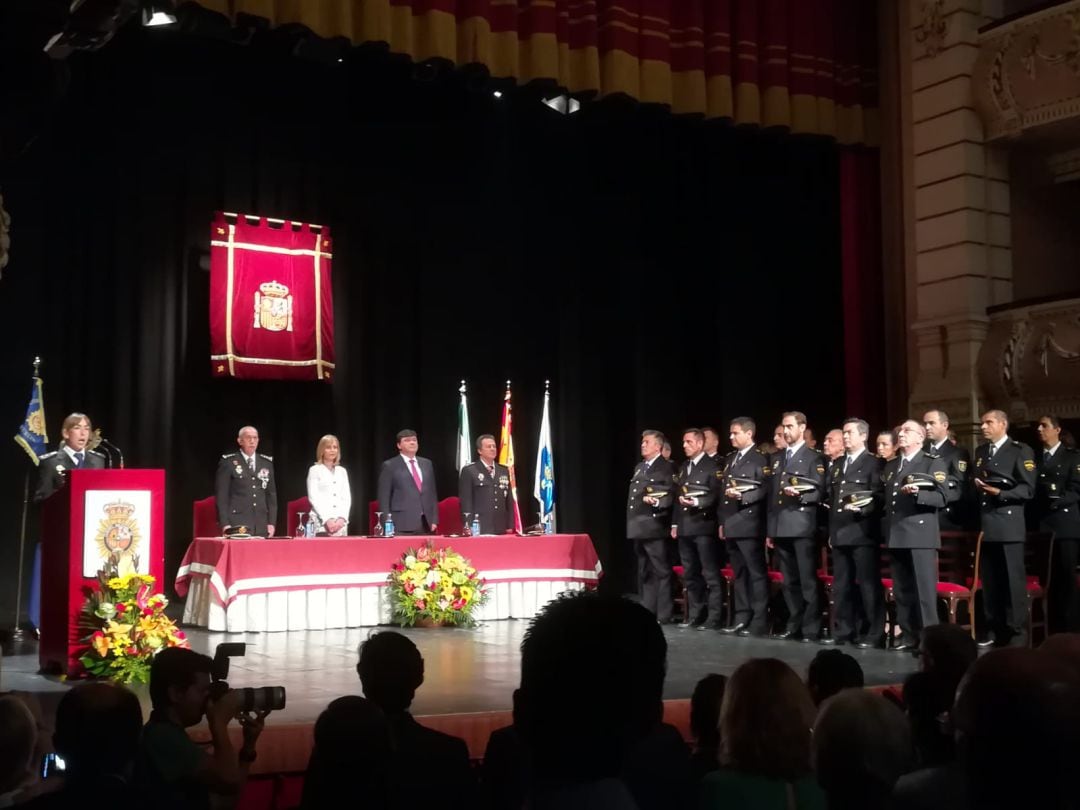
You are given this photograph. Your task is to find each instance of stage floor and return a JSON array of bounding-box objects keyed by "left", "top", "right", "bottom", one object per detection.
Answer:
[{"left": 1, "top": 620, "right": 920, "bottom": 725}]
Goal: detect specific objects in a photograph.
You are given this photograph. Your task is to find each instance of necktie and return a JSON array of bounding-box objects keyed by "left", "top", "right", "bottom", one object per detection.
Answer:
[
  {"left": 785, "top": 449, "right": 793, "bottom": 467},
  {"left": 487, "top": 465, "right": 494, "bottom": 477},
  {"left": 897, "top": 456, "right": 905, "bottom": 474},
  {"left": 1045, "top": 450, "right": 1052, "bottom": 463},
  {"left": 989, "top": 444, "right": 996, "bottom": 458},
  {"left": 843, "top": 455, "right": 851, "bottom": 473},
  {"left": 409, "top": 458, "right": 423, "bottom": 490},
  {"left": 74, "top": 451, "right": 84, "bottom": 468},
  {"left": 248, "top": 456, "right": 255, "bottom": 473}
]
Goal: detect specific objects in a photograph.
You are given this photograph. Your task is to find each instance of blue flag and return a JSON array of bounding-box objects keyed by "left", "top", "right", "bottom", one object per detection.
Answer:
[
  {"left": 533, "top": 385, "right": 555, "bottom": 529},
  {"left": 14, "top": 376, "right": 48, "bottom": 465}
]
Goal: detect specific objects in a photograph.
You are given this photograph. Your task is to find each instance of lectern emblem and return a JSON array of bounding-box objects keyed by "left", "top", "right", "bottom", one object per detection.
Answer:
[
  {"left": 95, "top": 500, "right": 142, "bottom": 563},
  {"left": 254, "top": 280, "right": 294, "bottom": 332}
]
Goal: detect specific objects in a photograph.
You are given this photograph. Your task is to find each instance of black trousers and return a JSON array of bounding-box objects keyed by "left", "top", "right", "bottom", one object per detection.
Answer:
[
  {"left": 1051, "top": 538, "right": 1080, "bottom": 633},
  {"left": 831, "top": 544, "right": 884, "bottom": 642},
  {"left": 774, "top": 537, "right": 820, "bottom": 636},
  {"left": 980, "top": 541, "right": 1028, "bottom": 641},
  {"left": 890, "top": 547, "right": 938, "bottom": 639},
  {"left": 634, "top": 536, "right": 674, "bottom": 622},
  {"left": 678, "top": 534, "right": 724, "bottom": 626},
  {"left": 726, "top": 536, "right": 768, "bottom": 631}
]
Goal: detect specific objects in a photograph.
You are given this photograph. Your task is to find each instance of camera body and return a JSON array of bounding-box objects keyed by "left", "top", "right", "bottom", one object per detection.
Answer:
[{"left": 209, "top": 642, "right": 286, "bottom": 713}]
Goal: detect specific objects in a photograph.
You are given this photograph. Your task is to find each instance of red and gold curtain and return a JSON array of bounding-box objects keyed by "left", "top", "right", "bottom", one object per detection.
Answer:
[
  {"left": 209, "top": 213, "right": 335, "bottom": 382},
  {"left": 195, "top": 0, "right": 878, "bottom": 144}
]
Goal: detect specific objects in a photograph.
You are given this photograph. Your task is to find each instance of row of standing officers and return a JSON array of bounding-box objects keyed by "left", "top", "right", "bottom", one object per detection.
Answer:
[{"left": 627, "top": 409, "right": 1080, "bottom": 649}]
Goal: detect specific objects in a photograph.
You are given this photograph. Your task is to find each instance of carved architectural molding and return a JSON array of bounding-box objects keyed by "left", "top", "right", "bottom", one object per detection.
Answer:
[
  {"left": 915, "top": 0, "right": 950, "bottom": 58},
  {"left": 977, "top": 296, "right": 1080, "bottom": 420},
  {"left": 975, "top": 1, "right": 1080, "bottom": 140}
]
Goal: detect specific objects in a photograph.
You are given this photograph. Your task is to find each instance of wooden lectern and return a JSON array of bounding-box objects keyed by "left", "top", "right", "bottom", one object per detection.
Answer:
[{"left": 39, "top": 469, "right": 165, "bottom": 676}]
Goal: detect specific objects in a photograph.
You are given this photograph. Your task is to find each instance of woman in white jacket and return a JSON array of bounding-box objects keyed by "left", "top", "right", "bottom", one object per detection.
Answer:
[{"left": 306, "top": 434, "right": 351, "bottom": 536}]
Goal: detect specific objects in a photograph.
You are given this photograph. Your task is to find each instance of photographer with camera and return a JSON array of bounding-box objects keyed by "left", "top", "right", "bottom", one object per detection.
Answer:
[{"left": 135, "top": 648, "right": 269, "bottom": 810}]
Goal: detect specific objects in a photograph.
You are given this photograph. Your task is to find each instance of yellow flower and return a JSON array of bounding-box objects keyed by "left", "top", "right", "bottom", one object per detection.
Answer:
[{"left": 460, "top": 586, "right": 474, "bottom": 603}]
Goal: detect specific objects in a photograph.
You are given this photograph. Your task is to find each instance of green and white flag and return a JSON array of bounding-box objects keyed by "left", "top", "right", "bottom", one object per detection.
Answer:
[{"left": 456, "top": 380, "right": 471, "bottom": 471}]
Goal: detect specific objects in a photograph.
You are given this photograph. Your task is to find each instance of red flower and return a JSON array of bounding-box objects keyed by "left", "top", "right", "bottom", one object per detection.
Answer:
[
  {"left": 452, "top": 599, "right": 466, "bottom": 610},
  {"left": 92, "top": 630, "right": 105, "bottom": 639},
  {"left": 126, "top": 646, "right": 136, "bottom": 656},
  {"left": 115, "top": 603, "right": 127, "bottom": 613},
  {"left": 414, "top": 599, "right": 426, "bottom": 610},
  {"left": 391, "top": 563, "right": 403, "bottom": 572},
  {"left": 404, "top": 582, "right": 415, "bottom": 594},
  {"left": 175, "top": 631, "right": 186, "bottom": 640},
  {"left": 142, "top": 607, "right": 154, "bottom": 617}
]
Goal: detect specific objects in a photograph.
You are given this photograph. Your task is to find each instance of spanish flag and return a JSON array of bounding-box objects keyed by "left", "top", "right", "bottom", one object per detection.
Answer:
[
  {"left": 14, "top": 374, "right": 48, "bottom": 464},
  {"left": 498, "top": 383, "right": 523, "bottom": 534}
]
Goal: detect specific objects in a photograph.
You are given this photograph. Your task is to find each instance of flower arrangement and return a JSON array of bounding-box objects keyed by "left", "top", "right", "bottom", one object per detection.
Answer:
[
  {"left": 388, "top": 543, "right": 488, "bottom": 627},
  {"left": 78, "top": 554, "right": 189, "bottom": 683}
]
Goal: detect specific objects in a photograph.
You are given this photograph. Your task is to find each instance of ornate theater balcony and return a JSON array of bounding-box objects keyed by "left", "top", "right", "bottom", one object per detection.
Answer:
[{"left": 975, "top": 0, "right": 1080, "bottom": 159}]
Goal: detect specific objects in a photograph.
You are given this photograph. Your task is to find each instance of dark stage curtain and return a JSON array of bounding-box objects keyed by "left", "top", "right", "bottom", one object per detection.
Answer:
[{"left": 0, "top": 26, "right": 846, "bottom": 609}]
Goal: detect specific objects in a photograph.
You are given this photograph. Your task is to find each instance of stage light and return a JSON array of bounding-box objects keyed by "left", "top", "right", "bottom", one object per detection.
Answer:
[
  {"left": 543, "top": 95, "right": 568, "bottom": 114},
  {"left": 142, "top": 0, "right": 177, "bottom": 27},
  {"left": 493, "top": 90, "right": 503, "bottom": 99}
]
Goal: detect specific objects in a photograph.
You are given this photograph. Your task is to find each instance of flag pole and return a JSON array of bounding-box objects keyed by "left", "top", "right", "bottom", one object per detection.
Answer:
[{"left": 11, "top": 355, "right": 41, "bottom": 644}]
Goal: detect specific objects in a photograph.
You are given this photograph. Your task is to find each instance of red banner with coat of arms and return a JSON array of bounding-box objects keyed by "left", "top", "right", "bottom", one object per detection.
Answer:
[{"left": 209, "top": 212, "right": 334, "bottom": 381}]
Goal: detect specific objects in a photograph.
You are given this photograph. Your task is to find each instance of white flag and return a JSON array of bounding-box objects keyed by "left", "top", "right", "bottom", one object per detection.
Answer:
[
  {"left": 455, "top": 381, "right": 471, "bottom": 472},
  {"left": 534, "top": 383, "right": 555, "bottom": 529}
]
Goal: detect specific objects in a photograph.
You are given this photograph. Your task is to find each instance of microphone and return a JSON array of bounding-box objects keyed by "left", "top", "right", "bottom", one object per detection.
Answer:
[{"left": 97, "top": 437, "right": 125, "bottom": 469}]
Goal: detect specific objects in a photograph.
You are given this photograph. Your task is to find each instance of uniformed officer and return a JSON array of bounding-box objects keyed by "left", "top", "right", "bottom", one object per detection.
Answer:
[
  {"left": 628, "top": 429, "right": 677, "bottom": 623},
  {"left": 923, "top": 409, "right": 972, "bottom": 531},
  {"left": 1036, "top": 414, "right": 1080, "bottom": 633},
  {"left": 215, "top": 425, "right": 277, "bottom": 537},
  {"left": 719, "top": 417, "right": 770, "bottom": 636},
  {"left": 459, "top": 434, "right": 513, "bottom": 535},
  {"left": 825, "top": 418, "right": 885, "bottom": 648},
  {"left": 671, "top": 428, "right": 722, "bottom": 629},
  {"left": 766, "top": 410, "right": 826, "bottom": 641},
  {"left": 974, "top": 409, "right": 1036, "bottom": 647},
  {"left": 35, "top": 412, "right": 107, "bottom": 503},
  {"left": 883, "top": 420, "right": 947, "bottom": 651}
]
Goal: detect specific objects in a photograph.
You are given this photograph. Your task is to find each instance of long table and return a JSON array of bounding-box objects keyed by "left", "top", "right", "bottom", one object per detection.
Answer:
[{"left": 175, "top": 534, "right": 601, "bottom": 632}]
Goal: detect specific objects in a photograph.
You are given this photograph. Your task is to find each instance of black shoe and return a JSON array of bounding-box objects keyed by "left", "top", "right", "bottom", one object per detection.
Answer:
[
  {"left": 892, "top": 637, "right": 918, "bottom": 652},
  {"left": 698, "top": 622, "right": 723, "bottom": 631},
  {"left": 855, "top": 636, "right": 886, "bottom": 650},
  {"left": 771, "top": 629, "right": 801, "bottom": 641},
  {"left": 721, "top": 622, "right": 749, "bottom": 635},
  {"left": 976, "top": 636, "right": 996, "bottom": 649},
  {"left": 819, "top": 636, "right": 846, "bottom": 646},
  {"left": 677, "top": 621, "right": 694, "bottom": 629},
  {"left": 799, "top": 635, "right": 817, "bottom": 643},
  {"left": 739, "top": 626, "right": 767, "bottom": 638}
]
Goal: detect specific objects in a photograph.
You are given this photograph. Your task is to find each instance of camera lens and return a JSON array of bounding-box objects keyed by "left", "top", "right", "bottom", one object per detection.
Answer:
[{"left": 236, "top": 686, "right": 286, "bottom": 713}]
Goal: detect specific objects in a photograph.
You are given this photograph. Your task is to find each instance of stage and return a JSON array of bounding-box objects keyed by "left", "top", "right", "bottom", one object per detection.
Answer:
[{"left": 1, "top": 618, "right": 920, "bottom": 774}]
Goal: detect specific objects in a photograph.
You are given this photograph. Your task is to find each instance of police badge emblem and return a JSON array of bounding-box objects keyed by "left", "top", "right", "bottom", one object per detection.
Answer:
[
  {"left": 253, "top": 280, "right": 294, "bottom": 332},
  {"left": 95, "top": 500, "right": 141, "bottom": 575},
  {"left": 257, "top": 468, "right": 270, "bottom": 489}
]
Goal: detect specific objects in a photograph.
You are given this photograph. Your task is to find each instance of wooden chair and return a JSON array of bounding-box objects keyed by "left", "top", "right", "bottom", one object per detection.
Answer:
[
  {"left": 192, "top": 496, "right": 218, "bottom": 538},
  {"left": 879, "top": 548, "right": 896, "bottom": 641},
  {"left": 1025, "top": 531, "right": 1055, "bottom": 645},
  {"left": 285, "top": 495, "right": 312, "bottom": 536},
  {"left": 937, "top": 531, "right": 982, "bottom": 639}
]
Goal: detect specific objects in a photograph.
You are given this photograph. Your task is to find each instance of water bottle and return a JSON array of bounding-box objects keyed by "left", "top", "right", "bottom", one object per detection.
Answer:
[
  {"left": 471, "top": 515, "right": 481, "bottom": 536},
  {"left": 543, "top": 514, "right": 553, "bottom": 535},
  {"left": 305, "top": 515, "right": 316, "bottom": 538},
  {"left": 384, "top": 512, "right": 395, "bottom": 538}
]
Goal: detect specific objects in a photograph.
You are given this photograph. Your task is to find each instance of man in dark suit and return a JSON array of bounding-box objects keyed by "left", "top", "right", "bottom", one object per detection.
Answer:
[
  {"left": 824, "top": 418, "right": 885, "bottom": 648},
  {"left": 458, "top": 434, "right": 513, "bottom": 534},
  {"left": 766, "top": 410, "right": 826, "bottom": 641},
  {"left": 974, "top": 409, "right": 1036, "bottom": 647},
  {"left": 883, "top": 420, "right": 948, "bottom": 651},
  {"left": 377, "top": 429, "right": 438, "bottom": 535},
  {"left": 628, "top": 429, "right": 677, "bottom": 623},
  {"left": 923, "top": 409, "right": 972, "bottom": 531},
  {"left": 1036, "top": 414, "right": 1080, "bottom": 633},
  {"left": 35, "top": 412, "right": 107, "bottom": 502},
  {"left": 718, "top": 417, "right": 770, "bottom": 636},
  {"left": 215, "top": 425, "right": 277, "bottom": 537},
  {"left": 671, "top": 428, "right": 722, "bottom": 629}
]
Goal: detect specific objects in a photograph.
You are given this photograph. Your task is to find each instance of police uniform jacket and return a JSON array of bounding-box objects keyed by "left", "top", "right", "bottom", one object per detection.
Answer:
[
  {"left": 216, "top": 451, "right": 278, "bottom": 536},
  {"left": 673, "top": 454, "right": 719, "bottom": 536},
  {"left": 719, "top": 448, "right": 769, "bottom": 539},
  {"left": 1036, "top": 446, "right": 1080, "bottom": 539},
  {"left": 882, "top": 450, "right": 947, "bottom": 549},
  {"left": 930, "top": 440, "right": 972, "bottom": 530},
  {"left": 34, "top": 447, "right": 107, "bottom": 503},
  {"left": 459, "top": 460, "right": 514, "bottom": 534},
  {"left": 627, "top": 456, "right": 676, "bottom": 540},
  {"left": 826, "top": 450, "right": 883, "bottom": 546},
  {"left": 974, "top": 439, "right": 1036, "bottom": 543},
  {"left": 766, "top": 444, "right": 825, "bottom": 538}
]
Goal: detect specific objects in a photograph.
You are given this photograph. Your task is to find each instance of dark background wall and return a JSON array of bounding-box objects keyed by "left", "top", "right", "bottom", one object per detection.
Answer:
[{"left": 0, "top": 22, "right": 847, "bottom": 620}]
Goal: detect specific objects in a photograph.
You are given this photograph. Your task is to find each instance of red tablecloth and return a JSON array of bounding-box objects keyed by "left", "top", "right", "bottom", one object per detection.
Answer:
[{"left": 175, "top": 534, "right": 601, "bottom": 607}]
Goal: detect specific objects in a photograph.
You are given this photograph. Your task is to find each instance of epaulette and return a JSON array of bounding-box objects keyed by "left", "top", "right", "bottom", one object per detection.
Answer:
[
  {"left": 925, "top": 451, "right": 941, "bottom": 459},
  {"left": 221, "top": 453, "right": 233, "bottom": 459},
  {"left": 40, "top": 451, "right": 57, "bottom": 460},
  {"left": 1011, "top": 440, "right": 1022, "bottom": 447},
  {"left": 88, "top": 449, "right": 106, "bottom": 458},
  {"left": 754, "top": 447, "right": 767, "bottom": 456},
  {"left": 259, "top": 453, "right": 274, "bottom": 461}
]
